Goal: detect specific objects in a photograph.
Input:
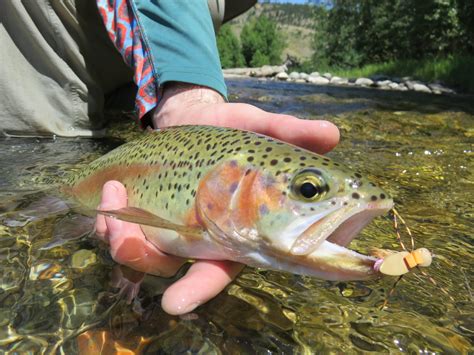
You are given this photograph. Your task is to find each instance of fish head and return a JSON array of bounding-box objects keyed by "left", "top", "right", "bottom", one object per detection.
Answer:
[{"left": 196, "top": 144, "right": 393, "bottom": 281}]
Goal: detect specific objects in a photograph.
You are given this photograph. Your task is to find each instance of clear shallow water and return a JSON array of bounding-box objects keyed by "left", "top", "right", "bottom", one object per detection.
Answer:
[{"left": 0, "top": 79, "right": 472, "bottom": 353}]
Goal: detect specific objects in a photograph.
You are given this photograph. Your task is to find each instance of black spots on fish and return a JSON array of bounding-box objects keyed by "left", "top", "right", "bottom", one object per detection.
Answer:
[
  {"left": 331, "top": 201, "right": 336, "bottom": 205},
  {"left": 260, "top": 161, "right": 265, "bottom": 167},
  {"left": 196, "top": 171, "right": 202, "bottom": 179},
  {"left": 294, "top": 148, "right": 301, "bottom": 153},
  {"left": 322, "top": 162, "right": 329, "bottom": 166},
  {"left": 371, "top": 195, "right": 378, "bottom": 201},
  {"left": 247, "top": 156, "right": 254, "bottom": 163},
  {"left": 334, "top": 162, "right": 340, "bottom": 167},
  {"left": 245, "top": 169, "right": 252, "bottom": 176},
  {"left": 254, "top": 141, "right": 261, "bottom": 146},
  {"left": 140, "top": 192, "right": 144, "bottom": 199},
  {"left": 262, "top": 154, "right": 268, "bottom": 159},
  {"left": 165, "top": 202, "right": 169, "bottom": 210},
  {"left": 323, "top": 157, "right": 331, "bottom": 162},
  {"left": 235, "top": 147, "right": 242, "bottom": 152},
  {"left": 352, "top": 192, "right": 360, "bottom": 199},
  {"left": 300, "top": 156, "right": 306, "bottom": 161},
  {"left": 370, "top": 182, "right": 376, "bottom": 187},
  {"left": 310, "top": 207, "right": 315, "bottom": 211},
  {"left": 284, "top": 157, "right": 292, "bottom": 163},
  {"left": 248, "top": 149, "right": 255, "bottom": 154},
  {"left": 380, "top": 193, "right": 386, "bottom": 199},
  {"left": 300, "top": 163, "right": 306, "bottom": 167},
  {"left": 311, "top": 156, "right": 319, "bottom": 161},
  {"left": 191, "top": 190, "right": 196, "bottom": 197},
  {"left": 355, "top": 172, "right": 363, "bottom": 179},
  {"left": 186, "top": 198, "right": 190, "bottom": 206},
  {"left": 265, "top": 147, "right": 272, "bottom": 153},
  {"left": 171, "top": 193, "right": 175, "bottom": 199},
  {"left": 343, "top": 202, "right": 348, "bottom": 206},
  {"left": 155, "top": 191, "right": 158, "bottom": 197},
  {"left": 270, "top": 159, "right": 278, "bottom": 166}
]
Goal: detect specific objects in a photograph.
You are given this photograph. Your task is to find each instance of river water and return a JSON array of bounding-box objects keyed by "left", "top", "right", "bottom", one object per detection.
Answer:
[{"left": 0, "top": 78, "right": 472, "bottom": 353}]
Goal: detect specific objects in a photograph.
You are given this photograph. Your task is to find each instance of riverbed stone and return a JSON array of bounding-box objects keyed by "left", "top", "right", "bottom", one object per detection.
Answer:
[
  {"left": 289, "top": 72, "right": 300, "bottom": 80},
  {"left": 413, "top": 83, "right": 432, "bottom": 93},
  {"left": 355, "top": 78, "right": 374, "bottom": 86},
  {"left": 299, "top": 73, "right": 309, "bottom": 80},
  {"left": 322, "top": 72, "right": 332, "bottom": 79},
  {"left": 388, "top": 82, "right": 400, "bottom": 90},
  {"left": 428, "top": 83, "right": 455, "bottom": 94},
  {"left": 404, "top": 80, "right": 422, "bottom": 90},
  {"left": 330, "top": 76, "right": 348, "bottom": 85},
  {"left": 376, "top": 80, "right": 392, "bottom": 87},
  {"left": 309, "top": 71, "right": 320, "bottom": 77},
  {"left": 308, "top": 76, "right": 330, "bottom": 85},
  {"left": 276, "top": 72, "right": 289, "bottom": 80}
]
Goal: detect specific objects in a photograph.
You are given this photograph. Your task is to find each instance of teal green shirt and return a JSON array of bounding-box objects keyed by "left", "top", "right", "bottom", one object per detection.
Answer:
[{"left": 133, "top": 0, "right": 227, "bottom": 99}]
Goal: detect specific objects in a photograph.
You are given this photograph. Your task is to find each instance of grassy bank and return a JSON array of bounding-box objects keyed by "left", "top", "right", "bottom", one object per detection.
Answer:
[{"left": 301, "top": 55, "right": 474, "bottom": 93}]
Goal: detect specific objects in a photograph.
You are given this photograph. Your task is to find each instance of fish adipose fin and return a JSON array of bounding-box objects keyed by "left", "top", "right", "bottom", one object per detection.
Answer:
[{"left": 96, "top": 207, "right": 204, "bottom": 238}]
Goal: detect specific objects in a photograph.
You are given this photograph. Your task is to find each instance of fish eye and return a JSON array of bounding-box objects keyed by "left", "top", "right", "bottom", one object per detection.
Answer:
[{"left": 291, "top": 170, "right": 327, "bottom": 202}]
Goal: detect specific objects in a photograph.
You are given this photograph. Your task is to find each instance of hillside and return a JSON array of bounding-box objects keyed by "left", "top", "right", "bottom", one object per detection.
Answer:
[{"left": 228, "top": 3, "right": 316, "bottom": 62}]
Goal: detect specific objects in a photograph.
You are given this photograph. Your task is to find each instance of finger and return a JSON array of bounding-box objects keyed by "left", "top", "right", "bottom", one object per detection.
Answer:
[
  {"left": 221, "top": 104, "right": 340, "bottom": 154},
  {"left": 99, "top": 181, "right": 186, "bottom": 276},
  {"left": 107, "top": 232, "right": 186, "bottom": 277},
  {"left": 95, "top": 180, "right": 126, "bottom": 241},
  {"left": 190, "top": 103, "right": 339, "bottom": 154},
  {"left": 161, "top": 260, "right": 244, "bottom": 315}
]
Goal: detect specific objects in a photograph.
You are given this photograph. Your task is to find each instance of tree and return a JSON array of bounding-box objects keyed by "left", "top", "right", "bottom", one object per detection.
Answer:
[
  {"left": 241, "top": 16, "right": 285, "bottom": 67},
  {"left": 216, "top": 25, "right": 245, "bottom": 68},
  {"left": 311, "top": 0, "right": 472, "bottom": 69}
]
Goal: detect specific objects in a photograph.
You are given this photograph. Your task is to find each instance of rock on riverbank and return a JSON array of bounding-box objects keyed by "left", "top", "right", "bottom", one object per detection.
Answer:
[{"left": 222, "top": 67, "right": 456, "bottom": 95}]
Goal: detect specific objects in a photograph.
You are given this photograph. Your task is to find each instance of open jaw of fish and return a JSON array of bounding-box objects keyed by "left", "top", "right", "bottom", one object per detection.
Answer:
[{"left": 252, "top": 198, "right": 395, "bottom": 281}]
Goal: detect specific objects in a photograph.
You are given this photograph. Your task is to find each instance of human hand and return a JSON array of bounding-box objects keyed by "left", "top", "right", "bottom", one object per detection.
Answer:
[{"left": 96, "top": 82, "right": 340, "bottom": 315}]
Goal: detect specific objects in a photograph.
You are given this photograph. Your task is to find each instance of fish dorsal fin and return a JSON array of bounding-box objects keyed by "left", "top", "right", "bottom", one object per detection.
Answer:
[{"left": 97, "top": 207, "right": 204, "bottom": 238}]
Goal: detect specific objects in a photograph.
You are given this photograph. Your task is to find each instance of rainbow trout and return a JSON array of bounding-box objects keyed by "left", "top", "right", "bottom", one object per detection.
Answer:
[{"left": 64, "top": 125, "right": 393, "bottom": 280}]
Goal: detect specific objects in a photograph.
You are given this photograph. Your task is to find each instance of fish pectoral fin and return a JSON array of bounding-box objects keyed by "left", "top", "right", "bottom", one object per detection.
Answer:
[{"left": 97, "top": 207, "right": 204, "bottom": 238}]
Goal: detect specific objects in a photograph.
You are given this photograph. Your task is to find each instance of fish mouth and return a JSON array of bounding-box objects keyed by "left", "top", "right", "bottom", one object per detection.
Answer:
[
  {"left": 326, "top": 201, "right": 393, "bottom": 248},
  {"left": 284, "top": 198, "right": 394, "bottom": 280},
  {"left": 290, "top": 199, "right": 393, "bottom": 255}
]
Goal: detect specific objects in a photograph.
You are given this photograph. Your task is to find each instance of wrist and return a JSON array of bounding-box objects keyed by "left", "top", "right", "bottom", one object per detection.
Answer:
[{"left": 152, "top": 82, "right": 225, "bottom": 129}]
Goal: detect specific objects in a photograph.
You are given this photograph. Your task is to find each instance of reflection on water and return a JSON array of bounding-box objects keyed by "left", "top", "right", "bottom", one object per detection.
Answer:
[{"left": 1, "top": 79, "right": 472, "bottom": 353}]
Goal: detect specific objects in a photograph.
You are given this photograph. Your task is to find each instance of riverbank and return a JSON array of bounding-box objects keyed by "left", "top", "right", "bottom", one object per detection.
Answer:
[
  {"left": 223, "top": 56, "right": 474, "bottom": 95},
  {"left": 299, "top": 56, "right": 474, "bottom": 94},
  {"left": 223, "top": 66, "right": 459, "bottom": 96}
]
